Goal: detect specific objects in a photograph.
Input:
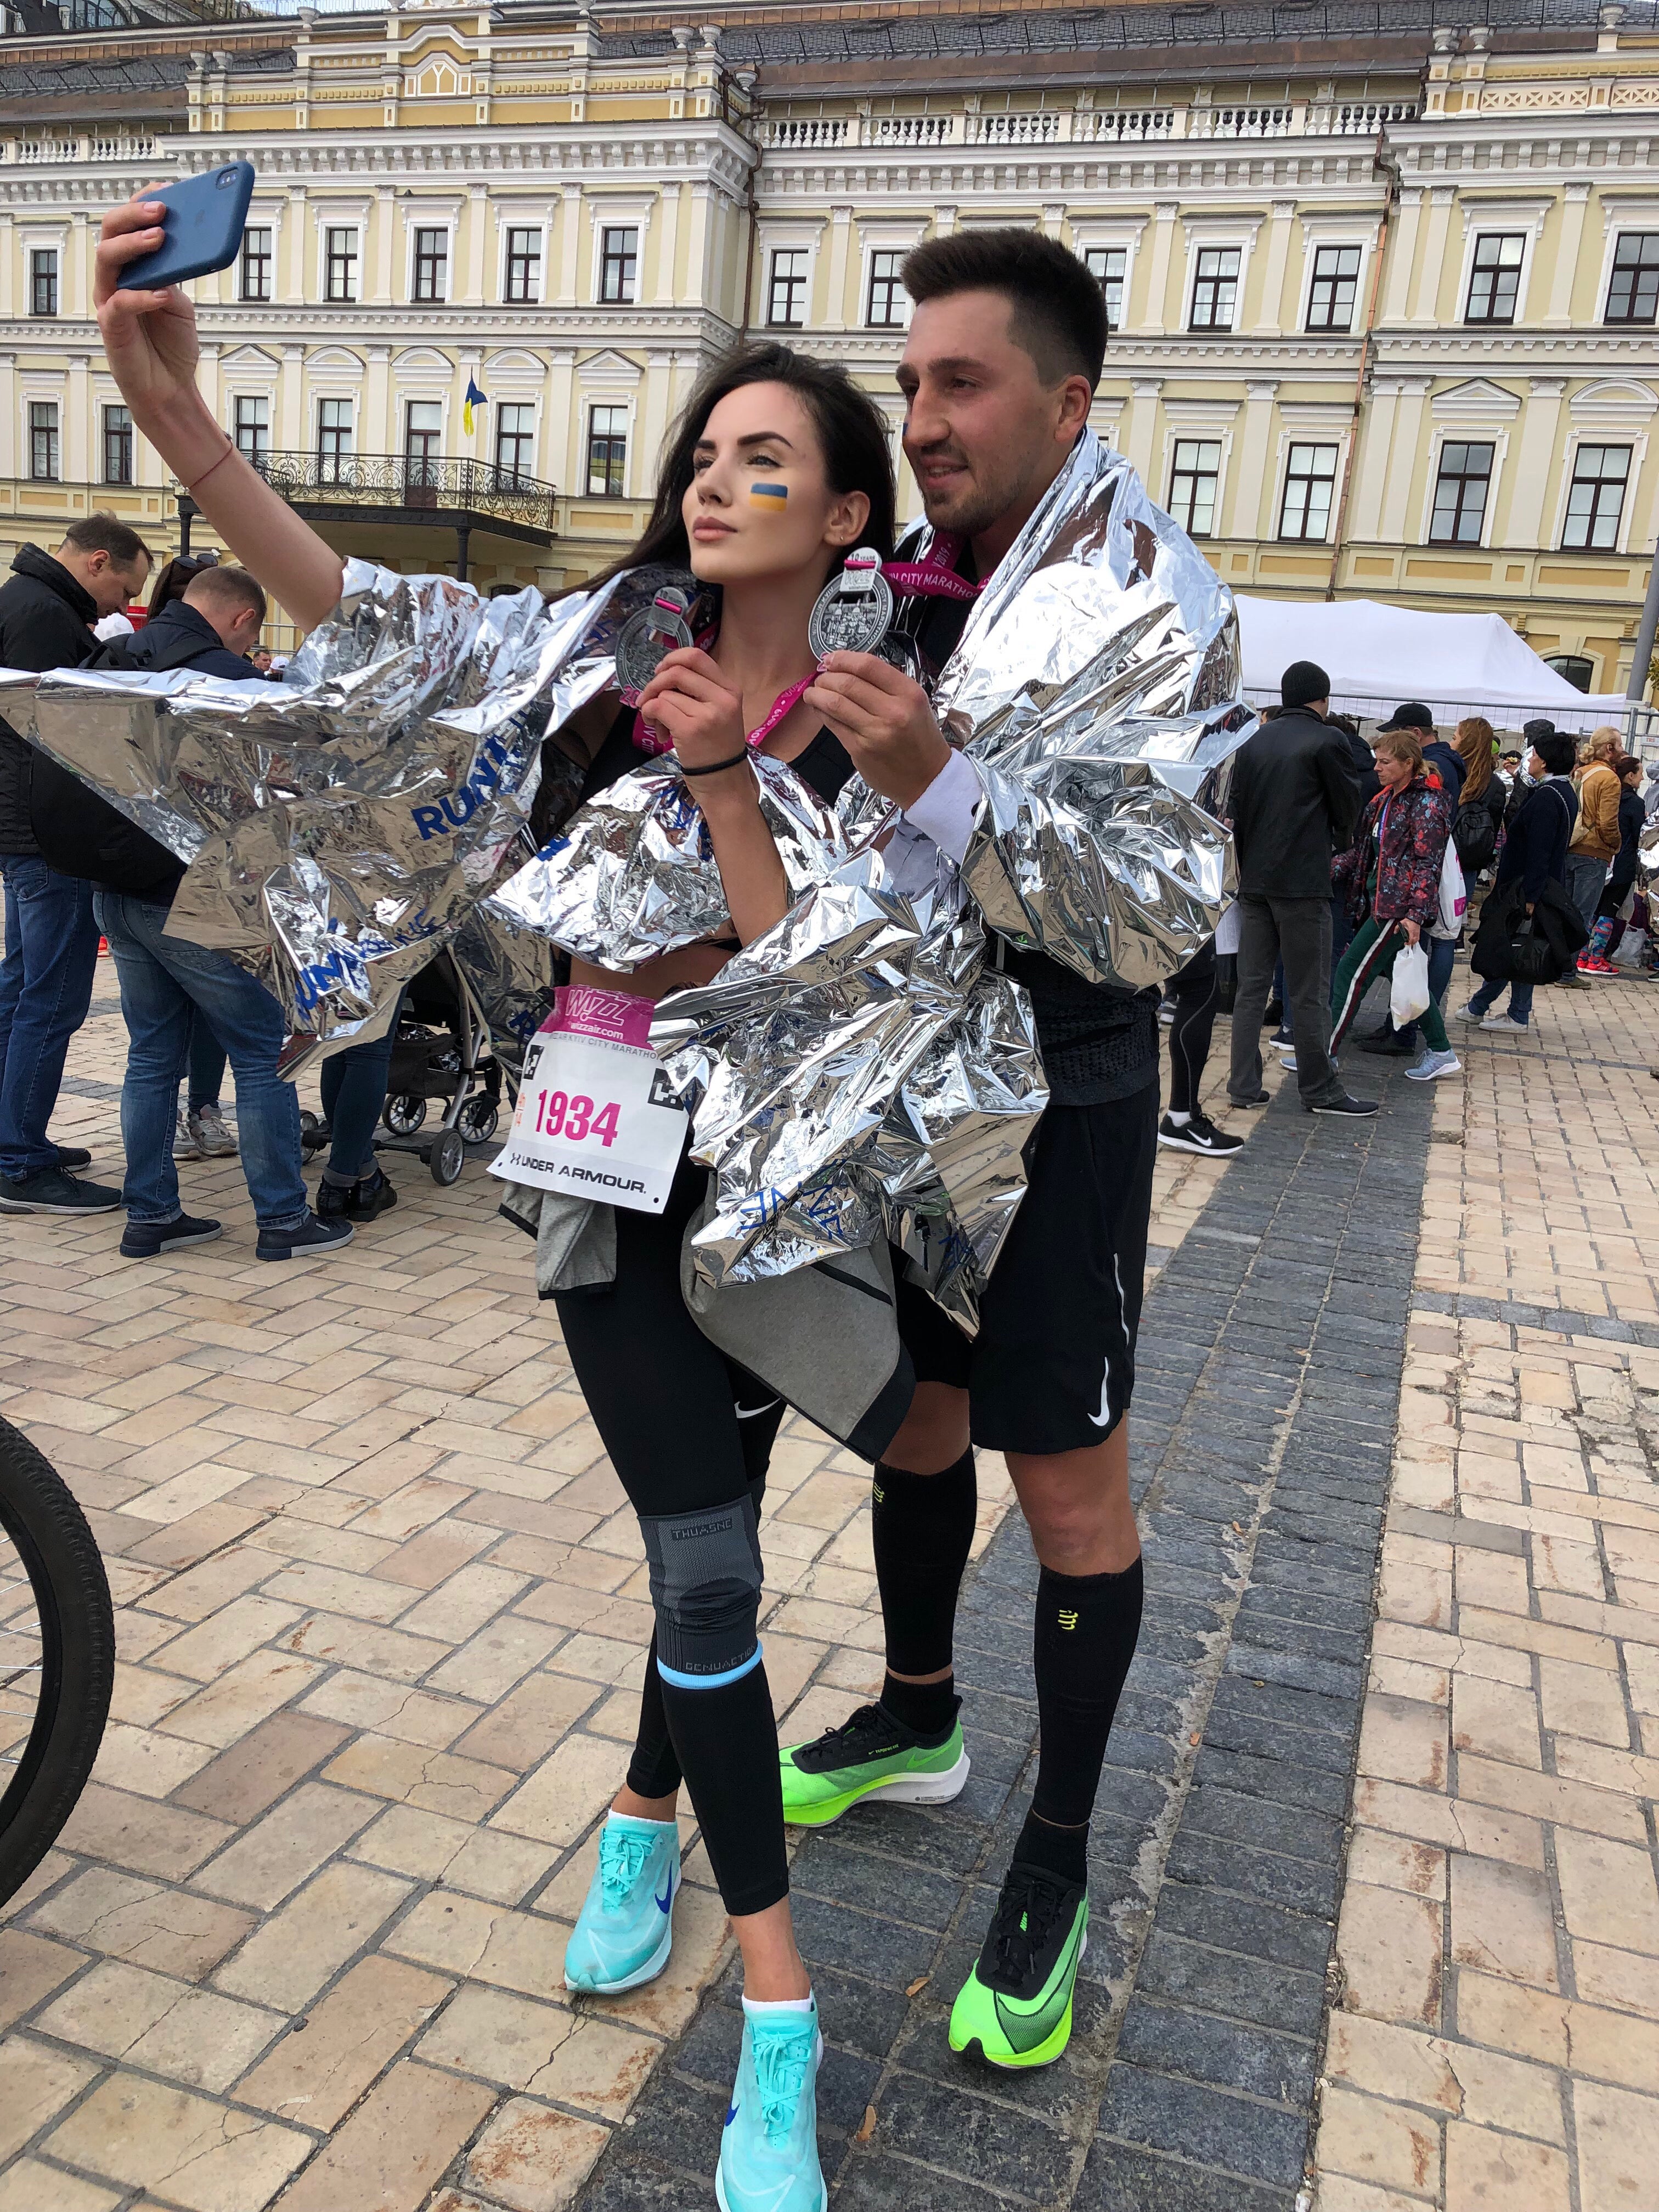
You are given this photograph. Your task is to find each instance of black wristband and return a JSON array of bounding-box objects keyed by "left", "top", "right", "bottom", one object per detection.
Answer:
[{"left": 678, "top": 748, "right": 751, "bottom": 778}]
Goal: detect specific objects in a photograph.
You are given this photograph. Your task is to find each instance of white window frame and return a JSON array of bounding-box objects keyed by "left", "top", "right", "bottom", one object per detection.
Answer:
[
  {"left": 1550, "top": 430, "right": 1649, "bottom": 557},
  {"left": 1296, "top": 234, "right": 1372, "bottom": 336},
  {"left": 1160, "top": 430, "right": 1229, "bottom": 538},
  {"left": 493, "top": 397, "right": 541, "bottom": 481},
  {"left": 1273, "top": 437, "right": 1342, "bottom": 543},
  {"left": 229, "top": 390, "right": 274, "bottom": 465},
  {"left": 1178, "top": 219, "right": 1262, "bottom": 340},
  {"left": 582, "top": 397, "right": 634, "bottom": 498},
  {"left": 498, "top": 219, "right": 547, "bottom": 307},
  {"left": 1600, "top": 224, "right": 1659, "bottom": 328},
  {"left": 408, "top": 222, "right": 454, "bottom": 306},
  {"left": 1420, "top": 428, "right": 1510, "bottom": 551},
  {"left": 585, "top": 199, "right": 653, "bottom": 309},
  {"left": 1071, "top": 218, "right": 1146, "bottom": 338},
  {"left": 1452, "top": 203, "right": 1549, "bottom": 331},
  {"left": 753, "top": 221, "right": 824, "bottom": 331}
]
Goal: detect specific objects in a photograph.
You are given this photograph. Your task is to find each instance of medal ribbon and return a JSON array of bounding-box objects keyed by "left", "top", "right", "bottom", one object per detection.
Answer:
[
  {"left": 631, "top": 627, "right": 815, "bottom": 759},
  {"left": 879, "top": 533, "right": 983, "bottom": 604}
]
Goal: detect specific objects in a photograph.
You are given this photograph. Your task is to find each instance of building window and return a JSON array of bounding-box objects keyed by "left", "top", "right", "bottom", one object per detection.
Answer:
[
  {"left": 29, "top": 402, "right": 59, "bottom": 482},
  {"left": 1306, "top": 244, "right": 1361, "bottom": 333},
  {"left": 29, "top": 249, "right": 58, "bottom": 318},
  {"left": 1465, "top": 234, "right": 1525, "bottom": 325},
  {"left": 240, "top": 225, "right": 272, "bottom": 303},
  {"left": 505, "top": 227, "right": 541, "bottom": 304},
  {"left": 1085, "top": 246, "right": 1127, "bottom": 334},
  {"left": 495, "top": 402, "right": 536, "bottom": 484},
  {"left": 1543, "top": 653, "right": 1594, "bottom": 693},
  {"left": 102, "top": 404, "right": 133, "bottom": 487},
  {"left": 405, "top": 399, "right": 442, "bottom": 488},
  {"left": 234, "top": 394, "right": 270, "bottom": 467},
  {"left": 866, "top": 251, "right": 907, "bottom": 328},
  {"left": 1429, "top": 441, "right": 1494, "bottom": 545},
  {"left": 599, "top": 225, "right": 637, "bottom": 305},
  {"left": 1167, "top": 439, "right": 1221, "bottom": 537},
  {"left": 1189, "top": 246, "right": 1240, "bottom": 332},
  {"left": 1278, "top": 443, "right": 1339, "bottom": 541},
  {"left": 1605, "top": 232, "right": 1659, "bottom": 326},
  {"left": 324, "top": 226, "right": 358, "bottom": 305},
  {"left": 586, "top": 404, "right": 627, "bottom": 496},
  {"left": 1560, "top": 443, "right": 1631, "bottom": 552},
  {"left": 317, "top": 397, "right": 353, "bottom": 484},
  {"left": 413, "top": 228, "right": 449, "bottom": 304},
  {"left": 768, "top": 249, "right": 808, "bottom": 329}
]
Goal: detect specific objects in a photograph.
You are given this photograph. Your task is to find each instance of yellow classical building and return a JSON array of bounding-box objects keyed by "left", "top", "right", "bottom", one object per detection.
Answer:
[{"left": 0, "top": 0, "right": 1655, "bottom": 696}]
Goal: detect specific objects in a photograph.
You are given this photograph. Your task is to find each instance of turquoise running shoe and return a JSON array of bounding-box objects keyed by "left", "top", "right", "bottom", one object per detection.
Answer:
[
  {"left": 716, "top": 2000, "right": 826, "bottom": 2212},
  {"left": 562, "top": 1813, "right": 679, "bottom": 1995}
]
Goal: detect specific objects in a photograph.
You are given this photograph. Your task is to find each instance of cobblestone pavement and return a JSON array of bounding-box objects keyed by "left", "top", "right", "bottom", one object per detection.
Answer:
[
  {"left": 0, "top": 967, "right": 1246, "bottom": 2211},
  {"left": 577, "top": 993, "right": 1434, "bottom": 2210},
  {"left": 1314, "top": 978, "right": 1659, "bottom": 2212}
]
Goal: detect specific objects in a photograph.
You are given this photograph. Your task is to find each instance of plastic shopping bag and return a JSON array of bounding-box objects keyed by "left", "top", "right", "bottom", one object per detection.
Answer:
[
  {"left": 1391, "top": 941, "right": 1432, "bottom": 1026},
  {"left": 1436, "top": 842, "right": 1467, "bottom": 938}
]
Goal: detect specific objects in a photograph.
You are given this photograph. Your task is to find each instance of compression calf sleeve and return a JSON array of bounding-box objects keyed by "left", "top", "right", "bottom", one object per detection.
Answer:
[
  {"left": 625, "top": 1633, "right": 684, "bottom": 1803},
  {"left": 1022, "top": 1558, "right": 1146, "bottom": 1884},
  {"left": 872, "top": 1450, "right": 977, "bottom": 1680},
  {"left": 659, "top": 1657, "right": 788, "bottom": 1916}
]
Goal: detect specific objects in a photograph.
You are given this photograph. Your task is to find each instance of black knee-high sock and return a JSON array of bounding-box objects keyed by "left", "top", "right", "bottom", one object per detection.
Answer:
[
  {"left": 1018, "top": 1559, "right": 1145, "bottom": 1886},
  {"left": 658, "top": 1658, "right": 788, "bottom": 1917},
  {"left": 872, "top": 1451, "right": 976, "bottom": 1739},
  {"left": 625, "top": 1632, "right": 684, "bottom": 1802}
]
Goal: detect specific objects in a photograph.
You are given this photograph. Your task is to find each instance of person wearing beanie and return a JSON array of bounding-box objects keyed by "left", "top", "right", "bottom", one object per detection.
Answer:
[
  {"left": 1227, "top": 661, "right": 1375, "bottom": 1119},
  {"left": 1380, "top": 702, "right": 1464, "bottom": 804}
]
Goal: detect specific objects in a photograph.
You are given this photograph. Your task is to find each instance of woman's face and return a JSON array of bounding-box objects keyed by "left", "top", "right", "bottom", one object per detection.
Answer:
[
  {"left": 681, "top": 381, "right": 870, "bottom": 590},
  {"left": 1376, "top": 747, "right": 1413, "bottom": 793}
]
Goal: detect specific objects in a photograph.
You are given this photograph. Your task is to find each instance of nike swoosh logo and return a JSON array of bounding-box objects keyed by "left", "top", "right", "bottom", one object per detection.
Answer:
[
  {"left": 725, "top": 2102, "right": 739, "bottom": 2128},
  {"left": 992, "top": 1911, "right": 1086, "bottom": 2052},
  {"left": 1088, "top": 1362, "right": 1113, "bottom": 1428},
  {"left": 734, "top": 1401, "right": 782, "bottom": 1420},
  {"left": 656, "top": 1877, "right": 673, "bottom": 1913}
]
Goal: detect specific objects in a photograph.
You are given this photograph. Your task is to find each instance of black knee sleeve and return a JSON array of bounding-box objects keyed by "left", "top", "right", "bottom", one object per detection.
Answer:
[{"left": 640, "top": 1492, "right": 764, "bottom": 1685}]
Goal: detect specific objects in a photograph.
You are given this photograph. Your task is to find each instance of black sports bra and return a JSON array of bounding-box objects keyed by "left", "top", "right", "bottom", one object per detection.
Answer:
[{"left": 578, "top": 707, "right": 855, "bottom": 811}]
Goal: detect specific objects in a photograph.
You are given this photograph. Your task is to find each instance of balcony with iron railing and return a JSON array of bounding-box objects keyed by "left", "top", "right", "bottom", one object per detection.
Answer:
[
  {"left": 250, "top": 448, "right": 558, "bottom": 535},
  {"left": 758, "top": 100, "right": 1417, "bottom": 150}
]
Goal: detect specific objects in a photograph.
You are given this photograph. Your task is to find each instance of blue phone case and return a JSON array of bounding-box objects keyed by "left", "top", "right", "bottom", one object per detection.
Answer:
[{"left": 124, "top": 163, "right": 256, "bottom": 291}]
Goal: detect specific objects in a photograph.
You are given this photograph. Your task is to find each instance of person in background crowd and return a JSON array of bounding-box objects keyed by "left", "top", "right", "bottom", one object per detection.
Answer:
[
  {"left": 1227, "top": 658, "right": 1374, "bottom": 1118},
  {"left": 250, "top": 646, "right": 276, "bottom": 676},
  {"left": 1498, "top": 749, "right": 1523, "bottom": 792},
  {"left": 35, "top": 560, "right": 350, "bottom": 1263},
  {"left": 1459, "top": 727, "right": 1580, "bottom": 1034},
  {"left": 1579, "top": 754, "right": 1647, "bottom": 975},
  {"left": 1565, "top": 726, "right": 1624, "bottom": 946},
  {"left": 1378, "top": 701, "right": 1465, "bottom": 803},
  {"left": 1158, "top": 940, "right": 1243, "bottom": 1156},
  {"left": 1328, "top": 727, "right": 1460, "bottom": 1084},
  {"left": 143, "top": 550, "right": 218, "bottom": 618},
  {"left": 0, "top": 512, "right": 152, "bottom": 1217}
]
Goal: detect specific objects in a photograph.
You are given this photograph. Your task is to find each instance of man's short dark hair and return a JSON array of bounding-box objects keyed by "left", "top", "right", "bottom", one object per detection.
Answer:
[
  {"left": 188, "top": 563, "right": 266, "bottom": 628},
  {"left": 901, "top": 228, "right": 1108, "bottom": 390},
  {"left": 1501, "top": 750, "right": 1522, "bottom": 762},
  {"left": 60, "top": 511, "right": 149, "bottom": 568},
  {"left": 1533, "top": 731, "right": 1577, "bottom": 777}
]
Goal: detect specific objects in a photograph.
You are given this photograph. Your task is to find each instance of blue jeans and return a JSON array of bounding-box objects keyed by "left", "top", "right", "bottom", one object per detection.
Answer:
[
  {"left": 1468, "top": 972, "right": 1534, "bottom": 1026},
  {"left": 1566, "top": 854, "right": 1608, "bottom": 936},
  {"left": 93, "top": 890, "right": 308, "bottom": 1229},
  {"left": 0, "top": 855, "right": 100, "bottom": 1179},
  {"left": 319, "top": 1006, "right": 400, "bottom": 1183},
  {"left": 187, "top": 1009, "right": 228, "bottom": 1113}
]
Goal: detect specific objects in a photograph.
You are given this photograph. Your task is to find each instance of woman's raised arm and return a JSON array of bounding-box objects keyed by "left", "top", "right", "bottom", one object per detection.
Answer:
[{"left": 95, "top": 191, "right": 346, "bottom": 635}]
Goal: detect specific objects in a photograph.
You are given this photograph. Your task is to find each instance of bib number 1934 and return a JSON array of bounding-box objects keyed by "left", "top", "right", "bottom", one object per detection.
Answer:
[{"left": 489, "top": 987, "right": 687, "bottom": 1214}]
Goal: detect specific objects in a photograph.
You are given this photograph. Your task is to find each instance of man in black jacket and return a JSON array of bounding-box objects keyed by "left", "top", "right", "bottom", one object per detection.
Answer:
[
  {"left": 1227, "top": 659, "right": 1375, "bottom": 1117},
  {"left": 0, "top": 514, "right": 150, "bottom": 1216},
  {"left": 32, "top": 563, "right": 352, "bottom": 1264}
]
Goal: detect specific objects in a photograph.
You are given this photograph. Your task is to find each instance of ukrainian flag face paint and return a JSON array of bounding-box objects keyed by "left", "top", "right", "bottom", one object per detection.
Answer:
[{"left": 749, "top": 481, "right": 789, "bottom": 512}]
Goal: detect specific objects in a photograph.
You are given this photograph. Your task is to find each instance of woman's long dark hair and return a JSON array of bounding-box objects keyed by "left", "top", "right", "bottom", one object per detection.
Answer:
[{"left": 585, "top": 342, "right": 896, "bottom": 593}]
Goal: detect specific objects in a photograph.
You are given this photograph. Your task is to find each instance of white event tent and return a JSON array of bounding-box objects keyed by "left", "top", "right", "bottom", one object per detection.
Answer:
[{"left": 1234, "top": 595, "right": 1652, "bottom": 744}]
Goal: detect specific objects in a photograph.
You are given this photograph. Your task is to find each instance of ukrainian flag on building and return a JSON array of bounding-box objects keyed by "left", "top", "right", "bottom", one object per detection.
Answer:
[{"left": 463, "top": 376, "right": 487, "bottom": 436}]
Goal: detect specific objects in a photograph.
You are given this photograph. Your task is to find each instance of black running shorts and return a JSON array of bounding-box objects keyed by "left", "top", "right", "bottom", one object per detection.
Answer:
[{"left": 895, "top": 1081, "right": 1159, "bottom": 1457}]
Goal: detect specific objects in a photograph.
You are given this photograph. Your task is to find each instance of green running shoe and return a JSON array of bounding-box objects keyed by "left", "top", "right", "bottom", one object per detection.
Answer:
[
  {"left": 949, "top": 1863, "right": 1088, "bottom": 2070},
  {"left": 779, "top": 1702, "right": 969, "bottom": 1829}
]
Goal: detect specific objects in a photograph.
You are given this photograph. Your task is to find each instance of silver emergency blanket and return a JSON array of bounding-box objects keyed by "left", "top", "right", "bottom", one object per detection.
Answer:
[
  {"left": 0, "top": 558, "right": 676, "bottom": 1072},
  {"left": 487, "top": 747, "right": 853, "bottom": 968}
]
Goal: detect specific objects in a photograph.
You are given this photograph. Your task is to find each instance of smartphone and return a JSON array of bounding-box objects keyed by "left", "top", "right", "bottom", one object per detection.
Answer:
[{"left": 123, "top": 162, "right": 256, "bottom": 291}]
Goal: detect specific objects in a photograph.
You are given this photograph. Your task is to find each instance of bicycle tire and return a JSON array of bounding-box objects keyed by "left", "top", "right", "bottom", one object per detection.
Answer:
[{"left": 0, "top": 1414, "right": 114, "bottom": 1906}]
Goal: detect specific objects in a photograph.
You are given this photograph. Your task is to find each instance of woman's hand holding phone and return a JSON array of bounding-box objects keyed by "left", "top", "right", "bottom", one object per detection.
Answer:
[{"left": 95, "top": 194, "right": 215, "bottom": 458}]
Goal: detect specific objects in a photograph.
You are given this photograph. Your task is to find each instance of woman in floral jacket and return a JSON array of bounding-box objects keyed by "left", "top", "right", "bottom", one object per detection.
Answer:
[{"left": 1329, "top": 728, "right": 1460, "bottom": 1081}]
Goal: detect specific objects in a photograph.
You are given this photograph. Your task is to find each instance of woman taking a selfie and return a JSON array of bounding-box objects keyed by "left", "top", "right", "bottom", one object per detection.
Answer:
[{"left": 95, "top": 189, "right": 968, "bottom": 2212}]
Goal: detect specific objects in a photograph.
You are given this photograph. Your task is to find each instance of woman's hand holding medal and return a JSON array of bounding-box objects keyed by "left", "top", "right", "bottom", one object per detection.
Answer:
[{"left": 634, "top": 647, "right": 752, "bottom": 785}]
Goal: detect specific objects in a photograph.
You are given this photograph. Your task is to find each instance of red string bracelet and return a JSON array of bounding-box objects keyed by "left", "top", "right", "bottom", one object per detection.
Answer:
[{"left": 184, "top": 439, "right": 235, "bottom": 497}]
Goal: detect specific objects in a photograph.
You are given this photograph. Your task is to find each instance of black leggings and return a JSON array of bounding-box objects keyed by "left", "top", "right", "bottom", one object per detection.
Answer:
[
  {"left": 555, "top": 1155, "right": 789, "bottom": 1917},
  {"left": 1167, "top": 941, "right": 1218, "bottom": 1116}
]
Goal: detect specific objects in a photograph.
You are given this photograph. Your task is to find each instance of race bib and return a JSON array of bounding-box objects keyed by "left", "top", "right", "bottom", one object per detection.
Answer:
[{"left": 490, "top": 985, "right": 687, "bottom": 1214}]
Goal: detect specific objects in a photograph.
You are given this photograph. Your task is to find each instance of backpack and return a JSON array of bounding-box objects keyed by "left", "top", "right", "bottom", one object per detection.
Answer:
[{"left": 1453, "top": 794, "right": 1497, "bottom": 873}]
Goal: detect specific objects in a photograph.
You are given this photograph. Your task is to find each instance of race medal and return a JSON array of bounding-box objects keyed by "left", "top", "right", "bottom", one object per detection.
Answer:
[
  {"left": 616, "top": 586, "right": 695, "bottom": 704},
  {"left": 808, "top": 546, "right": 896, "bottom": 661},
  {"left": 490, "top": 986, "right": 687, "bottom": 1215}
]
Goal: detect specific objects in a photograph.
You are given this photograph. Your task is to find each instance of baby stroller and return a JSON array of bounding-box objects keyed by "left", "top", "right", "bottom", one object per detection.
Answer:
[{"left": 299, "top": 949, "right": 509, "bottom": 1187}]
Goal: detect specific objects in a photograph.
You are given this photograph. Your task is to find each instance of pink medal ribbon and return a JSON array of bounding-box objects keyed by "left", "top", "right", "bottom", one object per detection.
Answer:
[{"left": 631, "top": 630, "right": 815, "bottom": 759}]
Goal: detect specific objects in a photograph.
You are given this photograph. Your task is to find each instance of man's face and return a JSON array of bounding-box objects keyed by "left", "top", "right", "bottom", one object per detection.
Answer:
[
  {"left": 88, "top": 551, "right": 149, "bottom": 619},
  {"left": 898, "top": 291, "right": 1088, "bottom": 540},
  {"left": 1528, "top": 749, "right": 1547, "bottom": 782}
]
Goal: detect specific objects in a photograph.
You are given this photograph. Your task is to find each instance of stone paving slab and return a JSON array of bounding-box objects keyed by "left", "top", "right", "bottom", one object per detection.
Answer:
[{"left": 570, "top": 1032, "right": 1437, "bottom": 2208}]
